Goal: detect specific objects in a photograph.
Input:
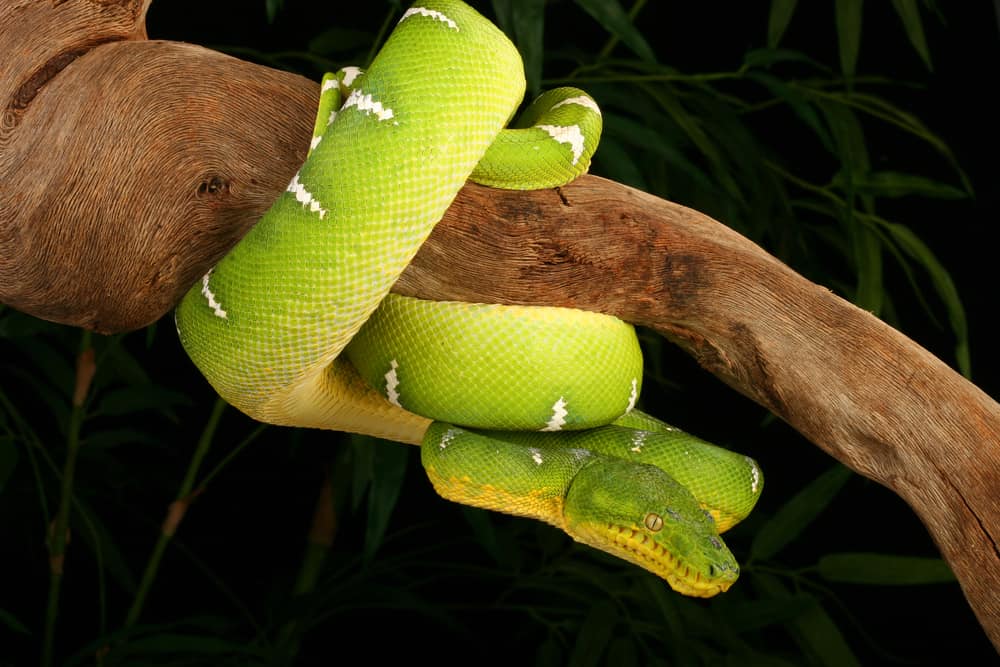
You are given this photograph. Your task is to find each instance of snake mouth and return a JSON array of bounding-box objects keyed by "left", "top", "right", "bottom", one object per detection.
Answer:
[{"left": 582, "top": 522, "right": 739, "bottom": 598}]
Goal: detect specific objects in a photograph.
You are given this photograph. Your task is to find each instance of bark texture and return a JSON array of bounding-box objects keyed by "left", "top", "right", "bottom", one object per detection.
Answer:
[{"left": 2, "top": 0, "right": 998, "bottom": 651}]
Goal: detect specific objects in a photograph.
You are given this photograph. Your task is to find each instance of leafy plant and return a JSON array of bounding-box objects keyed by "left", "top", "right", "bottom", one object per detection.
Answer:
[{"left": 1, "top": 1, "right": 993, "bottom": 665}]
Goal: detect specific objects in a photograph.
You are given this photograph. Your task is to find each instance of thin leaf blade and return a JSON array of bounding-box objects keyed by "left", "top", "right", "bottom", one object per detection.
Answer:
[
  {"left": 890, "top": 0, "right": 933, "bottom": 70},
  {"left": 750, "top": 464, "right": 852, "bottom": 561},
  {"left": 835, "top": 0, "right": 863, "bottom": 79},
  {"left": 573, "top": 0, "right": 657, "bottom": 62},
  {"left": 817, "top": 552, "right": 956, "bottom": 585},
  {"left": 767, "top": 0, "right": 799, "bottom": 47}
]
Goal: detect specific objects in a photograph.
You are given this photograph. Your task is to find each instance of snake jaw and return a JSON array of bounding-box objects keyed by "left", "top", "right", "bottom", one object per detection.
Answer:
[
  {"left": 596, "top": 521, "right": 739, "bottom": 598},
  {"left": 564, "top": 458, "right": 740, "bottom": 597}
]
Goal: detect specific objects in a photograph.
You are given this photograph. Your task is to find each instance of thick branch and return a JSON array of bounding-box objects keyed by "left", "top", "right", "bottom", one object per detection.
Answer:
[{"left": 2, "top": 2, "right": 998, "bottom": 651}]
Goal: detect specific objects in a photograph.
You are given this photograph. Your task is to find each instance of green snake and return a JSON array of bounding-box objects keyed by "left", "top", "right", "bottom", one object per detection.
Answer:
[{"left": 175, "top": 0, "right": 762, "bottom": 597}]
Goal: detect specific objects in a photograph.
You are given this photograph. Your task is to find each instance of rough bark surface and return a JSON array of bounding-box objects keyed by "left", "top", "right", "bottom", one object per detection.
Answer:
[{"left": 2, "top": 0, "right": 998, "bottom": 651}]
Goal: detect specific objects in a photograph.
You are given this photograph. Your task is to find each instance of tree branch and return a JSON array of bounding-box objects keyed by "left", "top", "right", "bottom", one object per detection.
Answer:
[{"left": 2, "top": 0, "right": 998, "bottom": 651}]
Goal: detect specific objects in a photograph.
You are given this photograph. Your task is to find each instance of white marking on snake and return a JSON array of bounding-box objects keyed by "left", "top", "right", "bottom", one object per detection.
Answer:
[
  {"left": 400, "top": 7, "right": 459, "bottom": 30},
  {"left": 551, "top": 95, "right": 602, "bottom": 116},
  {"left": 530, "top": 448, "right": 544, "bottom": 465},
  {"left": 630, "top": 430, "right": 648, "bottom": 453},
  {"left": 321, "top": 77, "right": 340, "bottom": 93},
  {"left": 747, "top": 457, "right": 761, "bottom": 494},
  {"left": 342, "top": 90, "right": 395, "bottom": 122},
  {"left": 537, "top": 124, "right": 585, "bottom": 165},
  {"left": 626, "top": 377, "right": 638, "bottom": 413},
  {"left": 286, "top": 172, "right": 328, "bottom": 219},
  {"left": 540, "top": 397, "right": 568, "bottom": 432},
  {"left": 340, "top": 66, "right": 362, "bottom": 87},
  {"left": 439, "top": 428, "right": 459, "bottom": 449},
  {"left": 309, "top": 135, "right": 322, "bottom": 151},
  {"left": 385, "top": 359, "right": 401, "bottom": 407},
  {"left": 200, "top": 270, "right": 227, "bottom": 319}
]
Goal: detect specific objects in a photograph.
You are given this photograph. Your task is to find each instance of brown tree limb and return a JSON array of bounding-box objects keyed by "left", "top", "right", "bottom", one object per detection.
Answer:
[{"left": 2, "top": 0, "right": 998, "bottom": 651}]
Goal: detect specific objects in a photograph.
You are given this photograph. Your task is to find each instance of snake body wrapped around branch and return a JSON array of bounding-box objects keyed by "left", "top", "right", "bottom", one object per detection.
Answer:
[{"left": 175, "top": 0, "right": 762, "bottom": 597}]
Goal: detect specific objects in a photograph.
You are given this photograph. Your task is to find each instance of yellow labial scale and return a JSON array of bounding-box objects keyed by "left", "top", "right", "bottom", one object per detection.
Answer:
[{"left": 597, "top": 523, "right": 732, "bottom": 598}]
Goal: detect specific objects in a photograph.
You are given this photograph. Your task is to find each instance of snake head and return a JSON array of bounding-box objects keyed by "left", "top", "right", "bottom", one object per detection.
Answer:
[{"left": 564, "top": 458, "right": 739, "bottom": 597}]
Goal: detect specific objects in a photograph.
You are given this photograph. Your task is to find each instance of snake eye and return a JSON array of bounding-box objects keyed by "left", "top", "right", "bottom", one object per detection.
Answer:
[{"left": 643, "top": 512, "right": 664, "bottom": 532}]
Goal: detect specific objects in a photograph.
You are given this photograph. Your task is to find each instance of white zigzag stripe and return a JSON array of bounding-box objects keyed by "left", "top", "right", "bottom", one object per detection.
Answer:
[
  {"left": 286, "top": 172, "right": 328, "bottom": 219},
  {"left": 748, "top": 457, "right": 761, "bottom": 493},
  {"left": 343, "top": 90, "right": 395, "bottom": 122},
  {"left": 537, "top": 124, "right": 585, "bottom": 165},
  {"left": 400, "top": 7, "right": 459, "bottom": 30},
  {"left": 551, "top": 95, "right": 602, "bottom": 116},
  {"left": 385, "top": 359, "right": 402, "bottom": 407},
  {"left": 340, "top": 66, "right": 362, "bottom": 86},
  {"left": 540, "top": 397, "right": 568, "bottom": 432},
  {"left": 200, "top": 270, "right": 227, "bottom": 319},
  {"left": 626, "top": 377, "right": 639, "bottom": 413}
]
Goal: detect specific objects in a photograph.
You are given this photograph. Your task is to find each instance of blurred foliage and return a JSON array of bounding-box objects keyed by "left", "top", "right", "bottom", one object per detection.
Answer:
[{"left": 1, "top": 0, "right": 995, "bottom": 665}]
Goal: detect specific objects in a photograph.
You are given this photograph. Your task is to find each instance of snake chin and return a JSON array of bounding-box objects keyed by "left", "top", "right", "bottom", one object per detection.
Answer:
[
  {"left": 599, "top": 521, "right": 738, "bottom": 597},
  {"left": 564, "top": 458, "right": 739, "bottom": 598}
]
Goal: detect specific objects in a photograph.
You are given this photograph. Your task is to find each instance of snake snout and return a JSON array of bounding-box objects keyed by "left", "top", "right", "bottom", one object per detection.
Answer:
[{"left": 564, "top": 458, "right": 739, "bottom": 597}]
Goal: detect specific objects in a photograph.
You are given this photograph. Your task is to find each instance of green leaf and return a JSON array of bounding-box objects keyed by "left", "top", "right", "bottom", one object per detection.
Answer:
[
  {"left": 750, "top": 464, "right": 852, "bottom": 561},
  {"left": 73, "top": 497, "right": 139, "bottom": 594},
  {"left": 0, "top": 607, "right": 30, "bottom": 635},
  {"left": 819, "top": 99, "right": 870, "bottom": 176},
  {"left": 851, "top": 223, "right": 883, "bottom": 315},
  {"left": 0, "top": 435, "right": 17, "bottom": 493},
  {"left": 264, "top": 0, "right": 283, "bottom": 23},
  {"left": 842, "top": 171, "right": 966, "bottom": 200},
  {"left": 493, "top": 0, "right": 546, "bottom": 95},
  {"left": 767, "top": 0, "right": 798, "bottom": 47},
  {"left": 93, "top": 384, "right": 193, "bottom": 418},
  {"left": 826, "top": 91, "right": 972, "bottom": 192},
  {"left": 363, "top": 438, "right": 409, "bottom": 561},
  {"left": 835, "top": 0, "right": 863, "bottom": 79},
  {"left": 752, "top": 573, "right": 861, "bottom": 667},
  {"left": 817, "top": 552, "right": 956, "bottom": 585},
  {"left": 877, "top": 220, "right": 970, "bottom": 376},
  {"left": 591, "top": 136, "right": 649, "bottom": 190},
  {"left": 890, "top": 0, "right": 933, "bottom": 70},
  {"left": 602, "top": 113, "right": 720, "bottom": 197},
  {"left": 308, "top": 27, "right": 376, "bottom": 57},
  {"left": 718, "top": 593, "right": 819, "bottom": 633},
  {"left": 748, "top": 72, "right": 833, "bottom": 152},
  {"left": 743, "top": 48, "right": 828, "bottom": 72},
  {"left": 792, "top": 599, "right": 861, "bottom": 667},
  {"left": 573, "top": 0, "right": 657, "bottom": 63},
  {"left": 568, "top": 600, "right": 617, "bottom": 667}
]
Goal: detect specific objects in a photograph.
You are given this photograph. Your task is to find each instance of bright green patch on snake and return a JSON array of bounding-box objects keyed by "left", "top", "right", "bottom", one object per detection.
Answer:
[{"left": 175, "top": 0, "right": 762, "bottom": 598}]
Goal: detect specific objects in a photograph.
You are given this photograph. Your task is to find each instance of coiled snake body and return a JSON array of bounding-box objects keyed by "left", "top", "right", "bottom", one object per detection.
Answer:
[{"left": 176, "top": 0, "right": 762, "bottom": 597}]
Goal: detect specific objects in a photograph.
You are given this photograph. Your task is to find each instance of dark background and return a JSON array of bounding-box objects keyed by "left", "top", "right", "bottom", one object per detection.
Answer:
[{"left": 2, "top": 1, "right": 998, "bottom": 665}]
